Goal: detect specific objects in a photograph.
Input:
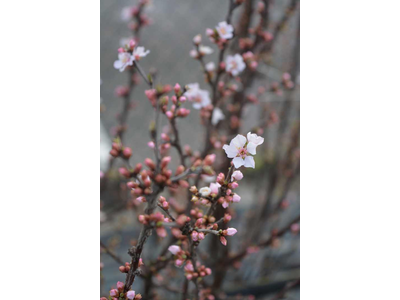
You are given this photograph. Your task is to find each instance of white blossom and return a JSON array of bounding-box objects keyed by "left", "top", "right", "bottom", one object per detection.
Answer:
[
  {"left": 199, "top": 187, "right": 211, "bottom": 197},
  {"left": 132, "top": 46, "right": 150, "bottom": 61},
  {"left": 216, "top": 21, "right": 234, "bottom": 39},
  {"left": 184, "top": 83, "right": 211, "bottom": 109},
  {"left": 113, "top": 52, "right": 135, "bottom": 72},
  {"left": 205, "top": 62, "right": 215, "bottom": 72},
  {"left": 222, "top": 132, "right": 264, "bottom": 168},
  {"left": 211, "top": 107, "right": 225, "bottom": 125},
  {"left": 225, "top": 54, "right": 246, "bottom": 76}
]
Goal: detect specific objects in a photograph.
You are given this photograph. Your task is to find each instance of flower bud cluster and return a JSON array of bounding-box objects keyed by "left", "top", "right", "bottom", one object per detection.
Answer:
[
  {"left": 118, "top": 259, "right": 144, "bottom": 273},
  {"left": 184, "top": 261, "right": 212, "bottom": 280},
  {"left": 103, "top": 281, "right": 141, "bottom": 300}
]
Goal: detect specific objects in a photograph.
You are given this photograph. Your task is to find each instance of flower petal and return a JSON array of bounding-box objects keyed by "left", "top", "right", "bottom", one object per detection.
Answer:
[
  {"left": 113, "top": 60, "right": 123, "bottom": 69},
  {"left": 247, "top": 142, "right": 257, "bottom": 155},
  {"left": 231, "top": 134, "right": 246, "bottom": 149},
  {"left": 243, "top": 156, "right": 255, "bottom": 168},
  {"left": 223, "top": 144, "right": 238, "bottom": 158},
  {"left": 232, "top": 157, "right": 245, "bottom": 168}
]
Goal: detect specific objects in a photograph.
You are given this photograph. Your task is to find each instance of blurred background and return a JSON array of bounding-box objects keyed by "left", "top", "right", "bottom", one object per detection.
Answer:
[{"left": 101, "top": 0, "right": 300, "bottom": 299}]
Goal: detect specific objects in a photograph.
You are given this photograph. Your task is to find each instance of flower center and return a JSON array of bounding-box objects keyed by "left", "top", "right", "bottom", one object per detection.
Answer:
[{"left": 237, "top": 147, "right": 248, "bottom": 158}]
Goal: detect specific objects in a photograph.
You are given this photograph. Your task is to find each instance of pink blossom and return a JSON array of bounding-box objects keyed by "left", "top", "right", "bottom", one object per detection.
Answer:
[
  {"left": 147, "top": 141, "right": 155, "bottom": 148},
  {"left": 210, "top": 182, "right": 221, "bottom": 196},
  {"left": 117, "top": 281, "right": 124, "bottom": 290},
  {"left": 226, "top": 228, "right": 237, "bottom": 236},
  {"left": 168, "top": 245, "right": 181, "bottom": 255}
]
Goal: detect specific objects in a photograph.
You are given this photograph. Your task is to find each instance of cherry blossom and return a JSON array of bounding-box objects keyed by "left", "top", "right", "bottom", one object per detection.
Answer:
[
  {"left": 231, "top": 170, "right": 243, "bottom": 181},
  {"left": 184, "top": 83, "right": 211, "bottom": 109},
  {"left": 211, "top": 107, "right": 225, "bottom": 125},
  {"left": 216, "top": 21, "right": 234, "bottom": 39},
  {"left": 222, "top": 132, "right": 264, "bottom": 168},
  {"left": 168, "top": 245, "right": 181, "bottom": 255},
  {"left": 199, "top": 186, "right": 211, "bottom": 197},
  {"left": 132, "top": 46, "right": 150, "bottom": 61},
  {"left": 114, "top": 52, "right": 135, "bottom": 72},
  {"left": 225, "top": 54, "right": 246, "bottom": 76},
  {"left": 127, "top": 290, "right": 136, "bottom": 299},
  {"left": 205, "top": 62, "right": 215, "bottom": 72}
]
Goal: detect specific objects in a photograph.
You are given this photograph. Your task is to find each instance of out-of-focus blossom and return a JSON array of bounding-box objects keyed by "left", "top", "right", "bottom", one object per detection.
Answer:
[
  {"left": 114, "top": 52, "right": 135, "bottom": 72},
  {"left": 127, "top": 290, "right": 136, "bottom": 299},
  {"left": 168, "top": 245, "right": 181, "bottom": 255},
  {"left": 206, "top": 62, "right": 215, "bottom": 72},
  {"left": 216, "top": 21, "right": 234, "bottom": 39},
  {"left": 212, "top": 107, "right": 225, "bottom": 125},
  {"left": 231, "top": 170, "right": 243, "bottom": 181},
  {"left": 184, "top": 83, "right": 211, "bottom": 109},
  {"left": 225, "top": 54, "right": 246, "bottom": 76},
  {"left": 133, "top": 46, "right": 150, "bottom": 61}
]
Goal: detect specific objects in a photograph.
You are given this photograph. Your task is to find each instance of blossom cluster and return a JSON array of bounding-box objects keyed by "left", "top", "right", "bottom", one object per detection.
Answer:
[{"left": 113, "top": 39, "right": 150, "bottom": 72}]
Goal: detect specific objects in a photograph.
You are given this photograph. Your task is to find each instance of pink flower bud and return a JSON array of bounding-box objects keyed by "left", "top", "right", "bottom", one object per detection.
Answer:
[
  {"left": 231, "top": 170, "right": 243, "bottom": 181},
  {"left": 224, "top": 213, "right": 232, "bottom": 223},
  {"left": 175, "top": 259, "right": 184, "bottom": 267},
  {"left": 198, "top": 232, "right": 205, "bottom": 240},
  {"left": 232, "top": 194, "right": 241, "bottom": 203},
  {"left": 127, "top": 181, "right": 135, "bottom": 189},
  {"left": 192, "top": 231, "right": 199, "bottom": 241},
  {"left": 168, "top": 245, "right": 181, "bottom": 255},
  {"left": 206, "top": 28, "right": 214, "bottom": 36},
  {"left": 193, "top": 34, "right": 202, "bottom": 45},
  {"left": 110, "top": 289, "right": 119, "bottom": 296},
  {"left": 226, "top": 228, "right": 237, "bottom": 236},
  {"left": 174, "top": 83, "right": 181, "bottom": 94},
  {"left": 147, "top": 141, "right": 155, "bottom": 149},
  {"left": 230, "top": 182, "right": 239, "bottom": 189},
  {"left": 166, "top": 111, "right": 174, "bottom": 119},
  {"left": 119, "top": 167, "right": 130, "bottom": 178},
  {"left": 220, "top": 236, "right": 227, "bottom": 246},
  {"left": 117, "top": 281, "right": 124, "bottom": 290},
  {"left": 179, "top": 96, "right": 187, "bottom": 102},
  {"left": 126, "top": 290, "right": 136, "bottom": 300},
  {"left": 136, "top": 196, "right": 145, "bottom": 203},
  {"left": 144, "top": 158, "right": 156, "bottom": 169},
  {"left": 123, "top": 147, "right": 132, "bottom": 158}
]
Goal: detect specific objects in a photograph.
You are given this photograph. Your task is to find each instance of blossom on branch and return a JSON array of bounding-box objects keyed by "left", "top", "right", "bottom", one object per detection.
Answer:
[
  {"left": 223, "top": 132, "right": 264, "bottom": 168},
  {"left": 216, "top": 21, "right": 234, "bottom": 40},
  {"left": 184, "top": 83, "right": 211, "bottom": 109},
  {"left": 225, "top": 54, "right": 246, "bottom": 76},
  {"left": 114, "top": 52, "right": 135, "bottom": 72}
]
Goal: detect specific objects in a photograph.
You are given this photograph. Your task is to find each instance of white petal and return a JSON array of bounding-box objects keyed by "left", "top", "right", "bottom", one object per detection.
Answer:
[
  {"left": 243, "top": 156, "right": 255, "bottom": 168},
  {"left": 247, "top": 142, "right": 257, "bottom": 155},
  {"left": 223, "top": 144, "right": 238, "bottom": 158},
  {"left": 231, "top": 134, "right": 246, "bottom": 149},
  {"left": 232, "top": 157, "right": 245, "bottom": 168},
  {"left": 114, "top": 60, "right": 123, "bottom": 69}
]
